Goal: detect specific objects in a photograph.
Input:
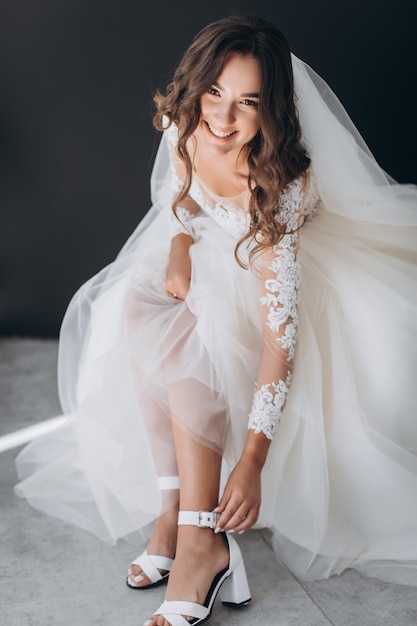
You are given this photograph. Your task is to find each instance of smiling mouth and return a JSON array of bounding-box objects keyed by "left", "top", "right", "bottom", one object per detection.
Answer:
[{"left": 205, "top": 121, "right": 237, "bottom": 138}]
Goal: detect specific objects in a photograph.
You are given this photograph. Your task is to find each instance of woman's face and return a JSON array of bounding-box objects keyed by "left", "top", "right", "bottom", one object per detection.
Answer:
[{"left": 196, "top": 53, "right": 261, "bottom": 157}]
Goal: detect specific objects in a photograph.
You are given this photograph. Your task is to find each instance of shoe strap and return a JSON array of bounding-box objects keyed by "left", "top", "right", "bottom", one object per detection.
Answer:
[
  {"left": 130, "top": 550, "right": 174, "bottom": 583},
  {"left": 157, "top": 475, "right": 180, "bottom": 490},
  {"left": 156, "top": 600, "right": 209, "bottom": 622},
  {"left": 131, "top": 551, "right": 174, "bottom": 571},
  {"left": 178, "top": 510, "right": 219, "bottom": 529}
]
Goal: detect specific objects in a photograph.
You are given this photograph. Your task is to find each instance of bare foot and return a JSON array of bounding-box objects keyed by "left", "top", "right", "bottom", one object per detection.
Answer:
[
  {"left": 127, "top": 503, "right": 179, "bottom": 588},
  {"left": 144, "top": 526, "right": 230, "bottom": 626}
]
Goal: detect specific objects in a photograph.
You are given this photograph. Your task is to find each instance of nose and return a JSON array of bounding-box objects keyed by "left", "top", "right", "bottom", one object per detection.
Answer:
[{"left": 215, "top": 101, "right": 236, "bottom": 126}]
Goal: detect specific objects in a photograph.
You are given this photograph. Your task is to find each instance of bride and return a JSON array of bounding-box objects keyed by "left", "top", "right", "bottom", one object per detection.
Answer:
[{"left": 15, "top": 15, "right": 417, "bottom": 626}]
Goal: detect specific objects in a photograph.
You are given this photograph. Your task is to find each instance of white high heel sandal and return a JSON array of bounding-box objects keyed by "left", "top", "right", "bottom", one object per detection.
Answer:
[
  {"left": 149, "top": 509, "right": 251, "bottom": 625},
  {"left": 127, "top": 476, "right": 179, "bottom": 590}
]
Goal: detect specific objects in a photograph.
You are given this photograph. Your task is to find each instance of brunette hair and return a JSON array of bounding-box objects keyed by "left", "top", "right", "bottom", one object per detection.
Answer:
[{"left": 153, "top": 15, "right": 310, "bottom": 266}]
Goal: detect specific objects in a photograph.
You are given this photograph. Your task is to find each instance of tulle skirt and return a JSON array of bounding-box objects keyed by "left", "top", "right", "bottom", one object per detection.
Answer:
[{"left": 15, "top": 198, "right": 417, "bottom": 586}]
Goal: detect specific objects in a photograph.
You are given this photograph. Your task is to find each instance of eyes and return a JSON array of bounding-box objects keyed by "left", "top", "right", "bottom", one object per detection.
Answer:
[
  {"left": 241, "top": 98, "right": 259, "bottom": 107},
  {"left": 207, "top": 86, "right": 259, "bottom": 108}
]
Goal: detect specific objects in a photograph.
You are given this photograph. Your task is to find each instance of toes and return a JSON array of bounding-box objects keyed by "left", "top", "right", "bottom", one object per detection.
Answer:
[
  {"left": 131, "top": 574, "right": 146, "bottom": 585},
  {"left": 129, "top": 564, "right": 141, "bottom": 577},
  {"left": 144, "top": 613, "right": 191, "bottom": 626},
  {"left": 146, "top": 616, "right": 171, "bottom": 626},
  {"left": 127, "top": 565, "right": 150, "bottom": 587},
  {"left": 143, "top": 617, "right": 169, "bottom": 626},
  {"left": 150, "top": 616, "right": 188, "bottom": 626}
]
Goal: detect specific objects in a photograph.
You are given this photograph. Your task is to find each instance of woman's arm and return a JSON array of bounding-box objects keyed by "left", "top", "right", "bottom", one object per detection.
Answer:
[
  {"left": 164, "top": 124, "right": 201, "bottom": 300},
  {"left": 164, "top": 232, "right": 193, "bottom": 300},
  {"left": 215, "top": 177, "right": 305, "bottom": 532}
]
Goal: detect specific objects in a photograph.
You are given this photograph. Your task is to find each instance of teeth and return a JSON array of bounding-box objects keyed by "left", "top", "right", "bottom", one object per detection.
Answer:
[{"left": 207, "top": 123, "right": 235, "bottom": 138}]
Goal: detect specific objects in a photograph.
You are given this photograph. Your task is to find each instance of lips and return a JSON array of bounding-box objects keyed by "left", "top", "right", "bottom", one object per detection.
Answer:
[{"left": 205, "top": 121, "right": 237, "bottom": 138}]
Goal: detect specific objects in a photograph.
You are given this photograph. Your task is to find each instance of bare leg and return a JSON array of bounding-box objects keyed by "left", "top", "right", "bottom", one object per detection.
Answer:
[
  {"left": 145, "top": 424, "right": 230, "bottom": 626},
  {"left": 126, "top": 288, "right": 228, "bottom": 597},
  {"left": 126, "top": 292, "right": 179, "bottom": 587},
  {"left": 127, "top": 385, "right": 180, "bottom": 587}
]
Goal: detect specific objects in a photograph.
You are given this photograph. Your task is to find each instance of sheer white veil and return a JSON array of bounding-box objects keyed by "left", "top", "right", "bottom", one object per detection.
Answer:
[
  {"left": 148, "top": 53, "right": 417, "bottom": 228},
  {"left": 57, "top": 53, "right": 417, "bottom": 415},
  {"left": 291, "top": 54, "right": 417, "bottom": 225}
]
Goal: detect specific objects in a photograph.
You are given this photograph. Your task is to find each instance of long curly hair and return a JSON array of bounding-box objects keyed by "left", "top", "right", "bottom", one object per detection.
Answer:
[{"left": 153, "top": 15, "right": 310, "bottom": 267}]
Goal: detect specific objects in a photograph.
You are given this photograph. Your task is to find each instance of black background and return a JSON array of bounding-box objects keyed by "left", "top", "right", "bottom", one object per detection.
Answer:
[{"left": 1, "top": 0, "right": 416, "bottom": 336}]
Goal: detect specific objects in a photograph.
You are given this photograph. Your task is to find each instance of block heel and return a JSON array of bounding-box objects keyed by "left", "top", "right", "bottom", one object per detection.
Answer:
[{"left": 220, "top": 550, "right": 252, "bottom": 607}]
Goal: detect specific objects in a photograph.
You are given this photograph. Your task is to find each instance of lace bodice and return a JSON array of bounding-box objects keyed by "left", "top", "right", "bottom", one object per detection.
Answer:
[{"left": 164, "top": 123, "right": 320, "bottom": 438}]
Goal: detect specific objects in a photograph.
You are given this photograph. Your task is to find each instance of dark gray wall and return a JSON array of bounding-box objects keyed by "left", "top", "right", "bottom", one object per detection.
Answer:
[{"left": 1, "top": 0, "right": 416, "bottom": 336}]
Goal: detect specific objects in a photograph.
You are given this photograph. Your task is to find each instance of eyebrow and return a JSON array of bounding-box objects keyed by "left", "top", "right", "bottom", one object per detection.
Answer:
[{"left": 213, "top": 81, "right": 260, "bottom": 98}]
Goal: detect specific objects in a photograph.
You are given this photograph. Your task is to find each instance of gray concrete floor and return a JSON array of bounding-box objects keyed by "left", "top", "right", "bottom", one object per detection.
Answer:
[{"left": 1, "top": 338, "right": 416, "bottom": 626}]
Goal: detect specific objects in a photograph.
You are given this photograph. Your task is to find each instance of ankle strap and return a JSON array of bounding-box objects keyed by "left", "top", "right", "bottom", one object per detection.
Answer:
[
  {"left": 157, "top": 476, "right": 180, "bottom": 491},
  {"left": 178, "top": 510, "right": 219, "bottom": 529}
]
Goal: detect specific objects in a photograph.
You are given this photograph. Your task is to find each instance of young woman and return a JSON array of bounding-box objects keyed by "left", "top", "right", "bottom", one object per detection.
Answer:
[{"left": 15, "top": 15, "right": 417, "bottom": 626}]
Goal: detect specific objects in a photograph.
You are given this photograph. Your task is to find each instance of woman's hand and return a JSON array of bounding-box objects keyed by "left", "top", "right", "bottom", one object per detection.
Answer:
[
  {"left": 164, "top": 234, "right": 193, "bottom": 300},
  {"left": 214, "top": 456, "right": 262, "bottom": 533},
  {"left": 215, "top": 430, "right": 271, "bottom": 533}
]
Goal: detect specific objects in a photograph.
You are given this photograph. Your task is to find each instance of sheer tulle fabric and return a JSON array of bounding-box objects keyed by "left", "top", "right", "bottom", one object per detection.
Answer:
[{"left": 14, "top": 55, "right": 417, "bottom": 584}]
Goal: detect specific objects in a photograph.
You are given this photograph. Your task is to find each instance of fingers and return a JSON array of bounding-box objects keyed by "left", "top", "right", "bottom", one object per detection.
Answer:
[
  {"left": 215, "top": 496, "right": 259, "bottom": 533},
  {"left": 168, "top": 291, "right": 183, "bottom": 300},
  {"left": 163, "top": 276, "right": 190, "bottom": 300},
  {"left": 216, "top": 506, "right": 258, "bottom": 533},
  {"left": 219, "top": 506, "right": 248, "bottom": 532},
  {"left": 214, "top": 488, "right": 230, "bottom": 514},
  {"left": 163, "top": 278, "right": 189, "bottom": 301}
]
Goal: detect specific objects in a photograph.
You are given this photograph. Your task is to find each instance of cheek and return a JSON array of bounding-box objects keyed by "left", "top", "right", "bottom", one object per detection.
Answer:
[
  {"left": 248, "top": 117, "right": 260, "bottom": 138},
  {"left": 200, "top": 97, "right": 212, "bottom": 118}
]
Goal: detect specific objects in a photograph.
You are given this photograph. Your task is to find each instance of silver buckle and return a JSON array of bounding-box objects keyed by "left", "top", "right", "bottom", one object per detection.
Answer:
[{"left": 197, "top": 510, "right": 218, "bottom": 529}]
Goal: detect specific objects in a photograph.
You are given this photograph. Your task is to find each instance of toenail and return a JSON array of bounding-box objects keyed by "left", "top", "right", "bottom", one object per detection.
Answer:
[{"left": 134, "top": 575, "right": 145, "bottom": 583}]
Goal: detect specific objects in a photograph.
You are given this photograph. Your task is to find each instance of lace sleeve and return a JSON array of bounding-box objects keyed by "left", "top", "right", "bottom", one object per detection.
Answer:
[
  {"left": 248, "top": 177, "right": 305, "bottom": 439},
  {"left": 164, "top": 121, "right": 201, "bottom": 239}
]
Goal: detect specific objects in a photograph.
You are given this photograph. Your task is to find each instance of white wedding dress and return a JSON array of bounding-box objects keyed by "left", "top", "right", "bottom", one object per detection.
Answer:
[{"left": 14, "top": 56, "right": 417, "bottom": 586}]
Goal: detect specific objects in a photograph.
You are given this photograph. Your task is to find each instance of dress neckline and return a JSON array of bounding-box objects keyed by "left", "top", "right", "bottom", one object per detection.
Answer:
[{"left": 192, "top": 170, "right": 249, "bottom": 201}]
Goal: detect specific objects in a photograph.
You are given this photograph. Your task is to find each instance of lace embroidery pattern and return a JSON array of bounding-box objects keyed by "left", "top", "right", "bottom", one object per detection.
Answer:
[
  {"left": 248, "top": 373, "right": 292, "bottom": 439},
  {"left": 169, "top": 207, "right": 195, "bottom": 238},
  {"left": 303, "top": 170, "right": 321, "bottom": 222},
  {"left": 189, "top": 182, "right": 249, "bottom": 239},
  {"left": 262, "top": 244, "right": 301, "bottom": 361},
  {"left": 248, "top": 180, "right": 303, "bottom": 438}
]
